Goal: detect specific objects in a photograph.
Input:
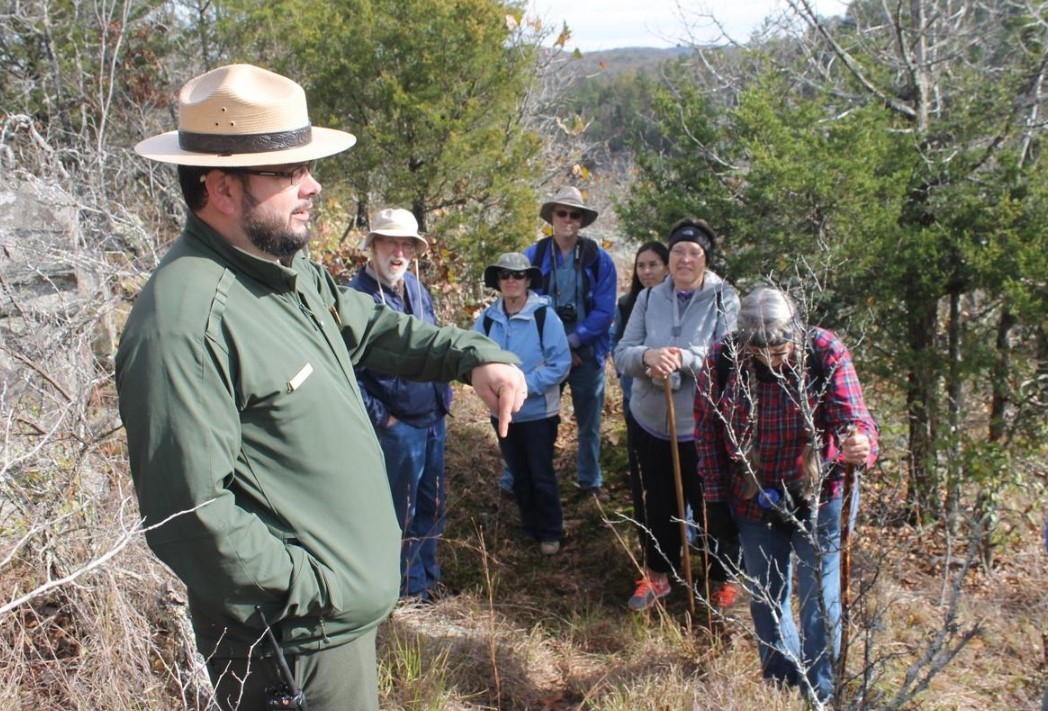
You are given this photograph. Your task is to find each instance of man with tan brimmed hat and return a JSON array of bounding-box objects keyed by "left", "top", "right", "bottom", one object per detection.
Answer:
[
  {"left": 348, "top": 207, "right": 451, "bottom": 604},
  {"left": 116, "top": 64, "right": 526, "bottom": 711},
  {"left": 499, "top": 186, "right": 616, "bottom": 501}
]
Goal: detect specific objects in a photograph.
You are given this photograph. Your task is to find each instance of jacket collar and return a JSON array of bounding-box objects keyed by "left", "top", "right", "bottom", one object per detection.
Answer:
[{"left": 184, "top": 212, "right": 301, "bottom": 292}]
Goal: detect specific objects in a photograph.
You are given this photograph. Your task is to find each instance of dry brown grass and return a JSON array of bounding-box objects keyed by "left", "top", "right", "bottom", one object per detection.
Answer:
[
  {"left": 2, "top": 369, "right": 1046, "bottom": 710},
  {"left": 369, "top": 375, "right": 1048, "bottom": 710}
]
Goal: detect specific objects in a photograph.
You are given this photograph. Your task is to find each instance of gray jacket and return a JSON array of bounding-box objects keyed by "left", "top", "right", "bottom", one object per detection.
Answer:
[{"left": 613, "top": 272, "right": 739, "bottom": 439}]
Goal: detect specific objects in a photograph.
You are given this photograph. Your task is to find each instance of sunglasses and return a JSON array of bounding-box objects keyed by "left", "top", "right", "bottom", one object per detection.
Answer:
[
  {"left": 498, "top": 270, "right": 529, "bottom": 281},
  {"left": 554, "top": 209, "right": 582, "bottom": 220}
]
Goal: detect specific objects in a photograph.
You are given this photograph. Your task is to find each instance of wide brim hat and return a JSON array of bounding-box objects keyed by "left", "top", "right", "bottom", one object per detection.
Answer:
[
  {"left": 363, "top": 208, "right": 429, "bottom": 253},
  {"left": 483, "top": 252, "right": 541, "bottom": 290},
  {"left": 134, "top": 64, "right": 357, "bottom": 167},
  {"left": 539, "top": 186, "right": 599, "bottom": 228}
]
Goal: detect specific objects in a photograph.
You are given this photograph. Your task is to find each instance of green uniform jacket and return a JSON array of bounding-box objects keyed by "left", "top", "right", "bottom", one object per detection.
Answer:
[{"left": 116, "top": 213, "right": 518, "bottom": 657}]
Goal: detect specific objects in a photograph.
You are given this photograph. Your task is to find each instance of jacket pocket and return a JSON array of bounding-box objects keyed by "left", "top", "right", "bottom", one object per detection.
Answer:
[{"left": 281, "top": 544, "right": 344, "bottom": 619}]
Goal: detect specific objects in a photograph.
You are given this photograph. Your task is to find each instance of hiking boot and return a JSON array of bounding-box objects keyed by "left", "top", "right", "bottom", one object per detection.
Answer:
[
  {"left": 628, "top": 576, "right": 671, "bottom": 611},
  {"left": 710, "top": 581, "right": 742, "bottom": 609},
  {"left": 540, "top": 540, "right": 560, "bottom": 555}
]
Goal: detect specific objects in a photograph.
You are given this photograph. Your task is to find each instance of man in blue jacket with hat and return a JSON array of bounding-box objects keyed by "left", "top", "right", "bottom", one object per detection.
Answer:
[{"left": 349, "top": 207, "right": 451, "bottom": 603}]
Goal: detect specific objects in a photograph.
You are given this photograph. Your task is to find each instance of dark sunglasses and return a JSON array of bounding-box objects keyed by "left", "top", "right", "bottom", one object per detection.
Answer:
[
  {"left": 498, "top": 270, "right": 529, "bottom": 281},
  {"left": 555, "top": 209, "right": 582, "bottom": 220}
]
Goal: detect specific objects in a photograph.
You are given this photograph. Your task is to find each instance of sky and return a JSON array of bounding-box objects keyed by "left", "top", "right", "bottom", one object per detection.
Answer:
[{"left": 527, "top": 0, "right": 848, "bottom": 52}]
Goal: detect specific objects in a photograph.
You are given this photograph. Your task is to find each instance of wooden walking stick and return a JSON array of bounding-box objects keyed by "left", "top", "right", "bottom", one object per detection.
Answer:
[
  {"left": 662, "top": 377, "right": 696, "bottom": 619},
  {"left": 837, "top": 462, "right": 859, "bottom": 697}
]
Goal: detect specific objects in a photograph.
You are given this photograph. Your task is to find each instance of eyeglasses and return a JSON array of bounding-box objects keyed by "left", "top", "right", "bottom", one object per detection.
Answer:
[
  {"left": 554, "top": 209, "right": 582, "bottom": 220},
  {"left": 375, "top": 237, "right": 418, "bottom": 254},
  {"left": 670, "top": 246, "right": 705, "bottom": 260},
  {"left": 225, "top": 162, "right": 314, "bottom": 188},
  {"left": 498, "top": 270, "right": 529, "bottom": 281}
]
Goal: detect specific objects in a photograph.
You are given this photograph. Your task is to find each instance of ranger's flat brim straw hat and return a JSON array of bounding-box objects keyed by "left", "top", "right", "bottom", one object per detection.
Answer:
[{"left": 134, "top": 64, "right": 356, "bottom": 167}]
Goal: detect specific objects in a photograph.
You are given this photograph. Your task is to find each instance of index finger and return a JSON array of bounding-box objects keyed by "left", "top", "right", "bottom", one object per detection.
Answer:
[
  {"left": 496, "top": 391, "right": 514, "bottom": 438},
  {"left": 495, "top": 383, "right": 525, "bottom": 438}
]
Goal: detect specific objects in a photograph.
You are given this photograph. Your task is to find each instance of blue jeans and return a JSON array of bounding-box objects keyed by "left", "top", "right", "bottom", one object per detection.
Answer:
[
  {"left": 494, "top": 416, "right": 563, "bottom": 542},
  {"left": 568, "top": 355, "right": 605, "bottom": 489},
  {"left": 736, "top": 495, "right": 843, "bottom": 703},
  {"left": 377, "top": 418, "right": 445, "bottom": 597}
]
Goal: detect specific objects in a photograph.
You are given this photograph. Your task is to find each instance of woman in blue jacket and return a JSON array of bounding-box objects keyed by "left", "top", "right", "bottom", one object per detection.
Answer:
[{"left": 476, "top": 253, "right": 572, "bottom": 554}]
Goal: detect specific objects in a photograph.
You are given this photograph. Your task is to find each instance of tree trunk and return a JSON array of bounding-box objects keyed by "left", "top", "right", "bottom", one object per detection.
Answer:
[
  {"left": 905, "top": 297, "right": 940, "bottom": 522},
  {"left": 977, "top": 307, "right": 1017, "bottom": 569},
  {"left": 943, "top": 290, "right": 963, "bottom": 534},
  {"left": 989, "top": 308, "right": 1016, "bottom": 443}
]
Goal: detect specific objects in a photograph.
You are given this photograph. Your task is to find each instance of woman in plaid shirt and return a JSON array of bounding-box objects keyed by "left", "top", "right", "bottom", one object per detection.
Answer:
[{"left": 693, "top": 286, "right": 878, "bottom": 704}]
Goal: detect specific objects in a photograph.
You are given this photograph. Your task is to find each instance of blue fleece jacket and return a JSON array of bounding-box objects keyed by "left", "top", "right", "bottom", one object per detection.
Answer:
[{"left": 473, "top": 292, "right": 571, "bottom": 422}]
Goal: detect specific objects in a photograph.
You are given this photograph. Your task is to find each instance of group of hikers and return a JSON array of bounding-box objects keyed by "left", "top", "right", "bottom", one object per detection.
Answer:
[{"left": 116, "top": 63, "right": 879, "bottom": 709}]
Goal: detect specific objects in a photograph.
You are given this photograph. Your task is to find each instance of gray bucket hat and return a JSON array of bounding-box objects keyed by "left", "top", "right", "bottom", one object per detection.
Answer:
[
  {"left": 483, "top": 252, "right": 542, "bottom": 290},
  {"left": 539, "top": 186, "right": 599, "bottom": 228}
]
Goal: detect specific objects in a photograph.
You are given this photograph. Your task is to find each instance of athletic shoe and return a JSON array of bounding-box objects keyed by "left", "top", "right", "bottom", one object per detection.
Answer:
[
  {"left": 540, "top": 540, "right": 560, "bottom": 555},
  {"left": 628, "top": 576, "right": 671, "bottom": 611},
  {"left": 710, "top": 581, "right": 742, "bottom": 609}
]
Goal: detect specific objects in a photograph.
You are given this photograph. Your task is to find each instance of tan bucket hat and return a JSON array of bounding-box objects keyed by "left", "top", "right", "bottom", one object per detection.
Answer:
[
  {"left": 134, "top": 64, "right": 357, "bottom": 167},
  {"left": 539, "top": 186, "right": 599, "bottom": 228},
  {"left": 483, "top": 252, "right": 541, "bottom": 289},
  {"left": 363, "top": 208, "right": 429, "bottom": 253}
]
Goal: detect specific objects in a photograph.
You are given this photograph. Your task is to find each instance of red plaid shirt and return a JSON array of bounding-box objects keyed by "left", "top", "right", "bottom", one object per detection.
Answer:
[{"left": 693, "top": 328, "right": 878, "bottom": 522}]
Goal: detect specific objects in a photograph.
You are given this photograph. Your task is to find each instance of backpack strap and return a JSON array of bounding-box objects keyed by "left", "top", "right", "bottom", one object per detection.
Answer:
[
  {"left": 534, "top": 304, "right": 547, "bottom": 350},
  {"left": 533, "top": 237, "right": 553, "bottom": 294},
  {"left": 714, "top": 333, "right": 738, "bottom": 397}
]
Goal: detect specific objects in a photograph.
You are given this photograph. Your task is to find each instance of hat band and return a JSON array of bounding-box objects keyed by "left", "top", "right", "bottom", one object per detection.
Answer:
[{"left": 178, "top": 125, "right": 313, "bottom": 156}]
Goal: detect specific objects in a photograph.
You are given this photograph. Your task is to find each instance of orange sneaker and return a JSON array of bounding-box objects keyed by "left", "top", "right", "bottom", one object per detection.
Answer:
[
  {"left": 710, "top": 581, "right": 742, "bottom": 609},
  {"left": 628, "top": 576, "right": 671, "bottom": 611}
]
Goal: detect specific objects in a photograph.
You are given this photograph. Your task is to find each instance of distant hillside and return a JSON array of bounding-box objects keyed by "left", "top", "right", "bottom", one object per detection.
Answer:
[{"left": 562, "top": 46, "right": 691, "bottom": 81}]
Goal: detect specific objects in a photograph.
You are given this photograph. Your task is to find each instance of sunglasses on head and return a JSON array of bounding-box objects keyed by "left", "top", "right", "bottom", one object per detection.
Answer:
[
  {"left": 498, "top": 270, "right": 529, "bottom": 281},
  {"left": 555, "top": 209, "right": 582, "bottom": 220}
]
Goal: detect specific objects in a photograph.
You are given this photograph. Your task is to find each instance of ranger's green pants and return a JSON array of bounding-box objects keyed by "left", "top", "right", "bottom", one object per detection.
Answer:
[{"left": 208, "top": 627, "right": 379, "bottom": 711}]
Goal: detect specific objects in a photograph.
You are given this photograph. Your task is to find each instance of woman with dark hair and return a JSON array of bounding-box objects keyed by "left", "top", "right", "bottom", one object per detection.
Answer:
[
  {"left": 611, "top": 241, "right": 670, "bottom": 561},
  {"left": 612, "top": 241, "right": 670, "bottom": 418}
]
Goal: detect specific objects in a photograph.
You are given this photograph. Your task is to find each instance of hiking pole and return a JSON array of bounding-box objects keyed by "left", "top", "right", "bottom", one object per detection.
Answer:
[
  {"left": 662, "top": 376, "right": 696, "bottom": 619},
  {"left": 837, "top": 463, "right": 859, "bottom": 700}
]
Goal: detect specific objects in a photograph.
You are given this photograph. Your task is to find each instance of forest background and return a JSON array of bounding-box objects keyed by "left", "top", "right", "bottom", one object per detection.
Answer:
[{"left": 1, "top": 0, "right": 1047, "bottom": 709}]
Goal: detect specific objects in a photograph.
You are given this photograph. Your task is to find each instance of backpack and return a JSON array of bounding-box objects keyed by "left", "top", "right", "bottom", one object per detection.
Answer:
[{"left": 483, "top": 305, "right": 548, "bottom": 350}]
